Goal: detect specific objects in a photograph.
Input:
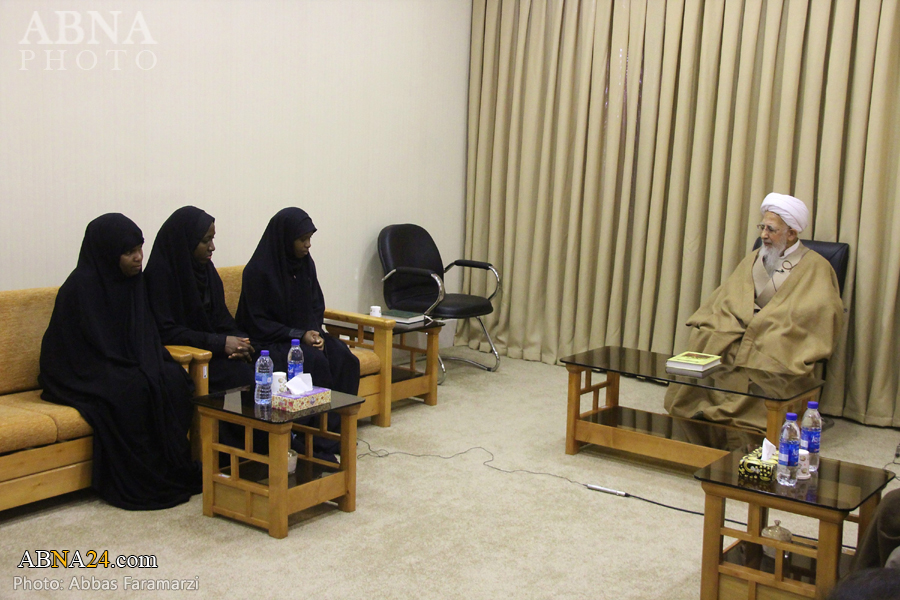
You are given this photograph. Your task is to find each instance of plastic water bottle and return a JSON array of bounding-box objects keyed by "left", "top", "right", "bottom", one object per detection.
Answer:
[
  {"left": 800, "top": 401, "right": 822, "bottom": 473},
  {"left": 287, "top": 339, "right": 304, "bottom": 381},
  {"left": 254, "top": 350, "right": 273, "bottom": 406},
  {"left": 776, "top": 413, "right": 801, "bottom": 486}
]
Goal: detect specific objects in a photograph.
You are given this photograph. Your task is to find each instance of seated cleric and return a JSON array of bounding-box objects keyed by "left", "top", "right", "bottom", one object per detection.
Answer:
[
  {"left": 39, "top": 214, "right": 201, "bottom": 510},
  {"left": 664, "top": 193, "right": 844, "bottom": 432}
]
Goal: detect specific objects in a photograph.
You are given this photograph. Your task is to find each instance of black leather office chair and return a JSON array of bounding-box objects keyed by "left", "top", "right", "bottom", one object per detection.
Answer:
[
  {"left": 751, "top": 238, "right": 850, "bottom": 295},
  {"left": 378, "top": 224, "right": 501, "bottom": 376}
]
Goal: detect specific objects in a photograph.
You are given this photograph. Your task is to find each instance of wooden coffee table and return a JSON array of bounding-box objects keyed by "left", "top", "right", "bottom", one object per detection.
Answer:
[
  {"left": 193, "top": 387, "right": 363, "bottom": 538},
  {"left": 560, "top": 347, "right": 824, "bottom": 468},
  {"left": 694, "top": 450, "right": 895, "bottom": 599}
]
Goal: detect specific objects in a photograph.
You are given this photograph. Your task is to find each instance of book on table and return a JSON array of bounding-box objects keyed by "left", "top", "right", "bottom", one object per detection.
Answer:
[
  {"left": 380, "top": 309, "right": 426, "bottom": 324},
  {"left": 665, "top": 351, "right": 721, "bottom": 375}
]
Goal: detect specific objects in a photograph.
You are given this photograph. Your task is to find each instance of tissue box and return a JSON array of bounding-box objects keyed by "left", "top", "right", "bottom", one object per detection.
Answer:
[
  {"left": 273, "top": 387, "right": 331, "bottom": 412},
  {"left": 739, "top": 447, "right": 777, "bottom": 482}
]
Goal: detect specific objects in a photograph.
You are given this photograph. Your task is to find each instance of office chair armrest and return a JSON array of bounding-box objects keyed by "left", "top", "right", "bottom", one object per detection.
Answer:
[
  {"left": 382, "top": 268, "right": 445, "bottom": 315},
  {"left": 445, "top": 259, "right": 493, "bottom": 270},
  {"left": 444, "top": 260, "right": 502, "bottom": 303},
  {"left": 382, "top": 266, "right": 439, "bottom": 280}
]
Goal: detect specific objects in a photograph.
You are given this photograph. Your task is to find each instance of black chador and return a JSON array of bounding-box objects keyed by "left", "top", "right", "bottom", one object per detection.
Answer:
[
  {"left": 236, "top": 207, "right": 360, "bottom": 395},
  {"left": 144, "top": 206, "right": 254, "bottom": 392},
  {"left": 39, "top": 213, "right": 200, "bottom": 510}
]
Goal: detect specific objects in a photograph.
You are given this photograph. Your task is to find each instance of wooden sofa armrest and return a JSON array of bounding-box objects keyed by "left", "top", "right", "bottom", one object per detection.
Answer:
[
  {"left": 324, "top": 309, "right": 397, "bottom": 331},
  {"left": 165, "top": 345, "right": 212, "bottom": 397},
  {"left": 323, "top": 309, "right": 394, "bottom": 375},
  {"left": 166, "top": 346, "right": 193, "bottom": 368}
]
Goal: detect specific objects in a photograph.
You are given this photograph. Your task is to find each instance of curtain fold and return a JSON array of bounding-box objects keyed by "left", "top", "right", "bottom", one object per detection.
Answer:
[{"left": 462, "top": 0, "right": 900, "bottom": 426}]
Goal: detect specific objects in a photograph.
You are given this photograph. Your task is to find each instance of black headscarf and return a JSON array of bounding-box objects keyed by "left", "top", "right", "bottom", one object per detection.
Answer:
[
  {"left": 236, "top": 208, "right": 324, "bottom": 343},
  {"left": 40, "top": 213, "right": 200, "bottom": 510},
  {"left": 144, "top": 206, "right": 244, "bottom": 354}
]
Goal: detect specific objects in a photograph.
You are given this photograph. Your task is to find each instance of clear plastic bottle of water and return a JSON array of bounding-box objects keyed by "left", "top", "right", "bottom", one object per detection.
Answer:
[
  {"left": 287, "top": 339, "right": 304, "bottom": 381},
  {"left": 776, "top": 413, "right": 801, "bottom": 486},
  {"left": 800, "top": 401, "right": 822, "bottom": 473},
  {"left": 254, "top": 350, "right": 273, "bottom": 406}
]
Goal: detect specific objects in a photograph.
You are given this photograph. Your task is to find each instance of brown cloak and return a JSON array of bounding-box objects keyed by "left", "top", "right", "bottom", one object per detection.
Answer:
[{"left": 664, "top": 244, "right": 843, "bottom": 431}]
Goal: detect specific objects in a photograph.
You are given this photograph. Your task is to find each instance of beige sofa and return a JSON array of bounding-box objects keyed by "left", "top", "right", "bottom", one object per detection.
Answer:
[
  {"left": 0, "top": 287, "right": 202, "bottom": 512},
  {"left": 0, "top": 266, "right": 393, "bottom": 513},
  {"left": 0, "top": 286, "right": 96, "bottom": 512}
]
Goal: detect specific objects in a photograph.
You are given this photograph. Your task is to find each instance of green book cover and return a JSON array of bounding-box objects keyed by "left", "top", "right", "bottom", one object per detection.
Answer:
[{"left": 667, "top": 351, "right": 720, "bottom": 366}]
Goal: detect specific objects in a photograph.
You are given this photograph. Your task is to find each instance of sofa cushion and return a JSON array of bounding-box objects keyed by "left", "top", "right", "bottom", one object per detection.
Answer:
[
  {"left": 0, "top": 403, "right": 58, "bottom": 454},
  {"left": 351, "top": 348, "right": 381, "bottom": 377},
  {"left": 0, "top": 286, "right": 58, "bottom": 395},
  {"left": 0, "top": 391, "right": 92, "bottom": 441}
]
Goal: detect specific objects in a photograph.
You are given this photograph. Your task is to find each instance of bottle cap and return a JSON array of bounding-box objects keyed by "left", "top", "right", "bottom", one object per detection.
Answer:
[
  {"left": 808, "top": 401, "right": 818, "bottom": 409},
  {"left": 291, "top": 339, "right": 300, "bottom": 345},
  {"left": 260, "top": 350, "right": 269, "bottom": 356},
  {"left": 786, "top": 412, "right": 797, "bottom": 421}
]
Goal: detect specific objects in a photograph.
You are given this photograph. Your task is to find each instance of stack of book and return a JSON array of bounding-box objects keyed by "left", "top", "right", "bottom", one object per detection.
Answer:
[
  {"left": 380, "top": 309, "right": 426, "bottom": 325},
  {"left": 665, "top": 351, "right": 721, "bottom": 376}
]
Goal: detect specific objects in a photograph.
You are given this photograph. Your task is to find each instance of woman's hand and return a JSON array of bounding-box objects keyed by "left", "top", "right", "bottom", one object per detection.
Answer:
[
  {"left": 225, "top": 336, "right": 254, "bottom": 362},
  {"left": 302, "top": 330, "right": 324, "bottom": 350}
]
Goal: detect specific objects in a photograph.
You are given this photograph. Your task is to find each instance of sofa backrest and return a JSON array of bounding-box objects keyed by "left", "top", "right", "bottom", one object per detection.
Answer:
[
  {"left": 0, "top": 286, "right": 58, "bottom": 395},
  {"left": 217, "top": 265, "right": 244, "bottom": 316},
  {"left": 0, "top": 268, "right": 244, "bottom": 396}
]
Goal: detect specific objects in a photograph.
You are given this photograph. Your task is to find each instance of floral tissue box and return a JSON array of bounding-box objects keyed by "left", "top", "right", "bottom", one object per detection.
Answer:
[{"left": 272, "top": 387, "right": 331, "bottom": 412}]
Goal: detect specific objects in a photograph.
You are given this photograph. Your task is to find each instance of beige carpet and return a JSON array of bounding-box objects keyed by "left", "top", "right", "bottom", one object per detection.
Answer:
[{"left": 1, "top": 349, "right": 898, "bottom": 599}]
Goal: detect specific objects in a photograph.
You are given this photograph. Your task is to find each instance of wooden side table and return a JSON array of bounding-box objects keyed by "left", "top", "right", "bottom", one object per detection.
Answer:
[
  {"left": 194, "top": 388, "right": 363, "bottom": 539},
  {"left": 328, "top": 319, "right": 443, "bottom": 427},
  {"left": 694, "top": 451, "right": 895, "bottom": 600}
]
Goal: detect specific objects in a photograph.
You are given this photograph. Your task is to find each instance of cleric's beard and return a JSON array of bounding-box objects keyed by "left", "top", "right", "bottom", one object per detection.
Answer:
[{"left": 760, "top": 238, "right": 788, "bottom": 277}]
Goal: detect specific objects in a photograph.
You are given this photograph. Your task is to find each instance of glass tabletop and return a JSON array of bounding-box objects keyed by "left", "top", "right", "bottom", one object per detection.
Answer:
[
  {"left": 560, "top": 346, "right": 824, "bottom": 402},
  {"left": 694, "top": 449, "right": 895, "bottom": 512},
  {"left": 192, "top": 386, "right": 364, "bottom": 425}
]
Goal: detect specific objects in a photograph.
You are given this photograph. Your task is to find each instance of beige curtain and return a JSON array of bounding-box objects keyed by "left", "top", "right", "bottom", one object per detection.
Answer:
[{"left": 462, "top": 0, "right": 900, "bottom": 427}]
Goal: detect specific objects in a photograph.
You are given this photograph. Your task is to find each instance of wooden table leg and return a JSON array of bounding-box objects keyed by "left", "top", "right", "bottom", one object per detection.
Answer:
[
  {"left": 606, "top": 371, "right": 619, "bottom": 409},
  {"left": 267, "top": 426, "right": 290, "bottom": 539},
  {"left": 566, "top": 365, "right": 584, "bottom": 455},
  {"left": 336, "top": 404, "right": 360, "bottom": 513},
  {"left": 815, "top": 518, "right": 843, "bottom": 599},
  {"left": 423, "top": 328, "right": 439, "bottom": 406},
  {"left": 700, "top": 487, "right": 725, "bottom": 600},
  {"left": 199, "top": 411, "right": 216, "bottom": 518},
  {"left": 371, "top": 325, "right": 394, "bottom": 428},
  {"left": 856, "top": 492, "right": 881, "bottom": 551}
]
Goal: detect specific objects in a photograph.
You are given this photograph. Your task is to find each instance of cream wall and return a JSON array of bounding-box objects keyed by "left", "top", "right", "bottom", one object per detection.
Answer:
[{"left": 0, "top": 0, "right": 471, "bottom": 320}]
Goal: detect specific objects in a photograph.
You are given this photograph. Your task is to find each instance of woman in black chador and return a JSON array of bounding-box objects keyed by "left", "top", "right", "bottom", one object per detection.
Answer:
[
  {"left": 236, "top": 207, "right": 360, "bottom": 395},
  {"left": 144, "top": 206, "right": 254, "bottom": 392},
  {"left": 39, "top": 213, "right": 201, "bottom": 510}
]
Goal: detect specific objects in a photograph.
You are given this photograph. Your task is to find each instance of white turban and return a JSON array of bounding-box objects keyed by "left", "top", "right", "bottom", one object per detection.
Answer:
[{"left": 760, "top": 193, "right": 809, "bottom": 233}]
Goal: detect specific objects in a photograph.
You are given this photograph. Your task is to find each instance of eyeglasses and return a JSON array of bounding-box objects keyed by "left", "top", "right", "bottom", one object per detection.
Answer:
[{"left": 756, "top": 224, "right": 782, "bottom": 235}]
